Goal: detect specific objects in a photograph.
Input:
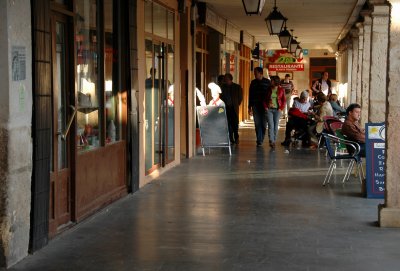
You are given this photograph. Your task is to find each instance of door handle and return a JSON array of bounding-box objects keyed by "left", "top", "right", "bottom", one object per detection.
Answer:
[{"left": 60, "top": 105, "right": 77, "bottom": 140}]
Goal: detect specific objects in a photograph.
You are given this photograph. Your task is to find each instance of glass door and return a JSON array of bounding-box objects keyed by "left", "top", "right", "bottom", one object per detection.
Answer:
[
  {"left": 145, "top": 40, "right": 175, "bottom": 174},
  {"left": 49, "top": 13, "right": 73, "bottom": 237}
]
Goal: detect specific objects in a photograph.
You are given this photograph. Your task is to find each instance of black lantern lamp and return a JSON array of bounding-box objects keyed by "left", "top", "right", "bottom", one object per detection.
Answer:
[
  {"left": 242, "top": 0, "right": 266, "bottom": 15},
  {"left": 295, "top": 45, "right": 302, "bottom": 58},
  {"left": 264, "top": 0, "right": 286, "bottom": 35},
  {"left": 290, "top": 38, "right": 299, "bottom": 54},
  {"left": 252, "top": 42, "right": 260, "bottom": 59},
  {"left": 278, "top": 22, "right": 291, "bottom": 49}
]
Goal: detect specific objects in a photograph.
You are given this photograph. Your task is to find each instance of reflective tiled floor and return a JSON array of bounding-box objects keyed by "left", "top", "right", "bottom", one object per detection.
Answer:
[{"left": 10, "top": 122, "right": 400, "bottom": 271}]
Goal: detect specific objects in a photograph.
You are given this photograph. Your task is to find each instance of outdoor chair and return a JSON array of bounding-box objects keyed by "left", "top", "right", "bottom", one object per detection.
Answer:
[
  {"left": 322, "top": 133, "right": 365, "bottom": 186},
  {"left": 317, "top": 116, "right": 342, "bottom": 147}
]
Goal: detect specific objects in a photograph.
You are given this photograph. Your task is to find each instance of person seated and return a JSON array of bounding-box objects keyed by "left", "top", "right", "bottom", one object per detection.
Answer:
[
  {"left": 307, "top": 92, "right": 334, "bottom": 148},
  {"left": 341, "top": 103, "right": 365, "bottom": 157},
  {"left": 281, "top": 90, "right": 312, "bottom": 146},
  {"left": 208, "top": 82, "right": 225, "bottom": 106},
  {"left": 329, "top": 94, "right": 346, "bottom": 118}
]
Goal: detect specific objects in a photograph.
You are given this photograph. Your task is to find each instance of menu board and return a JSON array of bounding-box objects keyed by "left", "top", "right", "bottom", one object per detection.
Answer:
[
  {"left": 196, "top": 105, "right": 231, "bottom": 156},
  {"left": 365, "top": 123, "right": 386, "bottom": 198}
]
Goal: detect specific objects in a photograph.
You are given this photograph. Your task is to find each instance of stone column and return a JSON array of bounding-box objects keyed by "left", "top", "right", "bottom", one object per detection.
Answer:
[
  {"left": 379, "top": 0, "right": 400, "bottom": 227},
  {"left": 356, "top": 22, "right": 364, "bottom": 105},
  {"left": 350, "top": 28, "right": 359, "bottom": 104},
  {"left": 369, "top": 3, "right": 389, "bottom": 123},
  {"left": 0, "top": 1, "right": 32, "bottom": 268},
  {"left": 360, "top": 12, "right": 372, "bottom": 125}
]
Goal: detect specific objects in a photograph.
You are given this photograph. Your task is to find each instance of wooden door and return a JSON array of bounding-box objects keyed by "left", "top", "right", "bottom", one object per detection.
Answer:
[{"left": 49, "top": 13, "right": 73, "bottom": 237}]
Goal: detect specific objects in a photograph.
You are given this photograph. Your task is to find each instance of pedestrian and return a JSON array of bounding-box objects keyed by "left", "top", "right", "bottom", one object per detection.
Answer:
[
  {"left": 265, "top": 76, "right": 286, "bottom": 148},
  {"left": 221, "top": 73, "right": 243, "bottom": 144},
  {"left": 217, "top": 74, "right": 225, "bottom": 87},
  {"left": 312, "top": 71, "right": 332, "bottom": 97},
  {"left": 248, "top": 67, "right": 270, "bottom": 146},
  {"left": 280, "top": 74, "right": 294, "bottom": 119}
]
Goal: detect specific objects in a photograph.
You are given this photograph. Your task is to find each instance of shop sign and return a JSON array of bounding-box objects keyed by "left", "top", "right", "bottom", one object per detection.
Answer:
[{"left": 268, "top": 63, "right": 304, "bottom": 71}]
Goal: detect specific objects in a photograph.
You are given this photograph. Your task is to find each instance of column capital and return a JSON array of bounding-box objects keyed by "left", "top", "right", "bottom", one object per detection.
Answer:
[
  {"left": 371, "top": 3, "right": 390, "bottom": 17},
  {"left": 356, "top": 22, "right": 364, "bottom": 32},
  {"left": 360, "top": 9, "right": 372, "bottom": 20},
  {"left": 369, "top": 0, "right": 387, "bottom": 5},
  {"left": 350, "top": 28, "right": 359, "bottom": 38},
  {"left": 362, "top": 14, "right": 373, "bottom": 25}
]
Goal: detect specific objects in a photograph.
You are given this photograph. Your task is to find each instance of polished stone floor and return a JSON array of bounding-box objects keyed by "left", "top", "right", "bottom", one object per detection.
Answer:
[{"left": 10, "top": 122, "right": 400, "bottom": 271}]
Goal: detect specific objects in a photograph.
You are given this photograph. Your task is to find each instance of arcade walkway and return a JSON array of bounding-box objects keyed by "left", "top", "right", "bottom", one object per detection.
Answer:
[{"left": 9, "top": 124, "right": 400, "bottom": 271}]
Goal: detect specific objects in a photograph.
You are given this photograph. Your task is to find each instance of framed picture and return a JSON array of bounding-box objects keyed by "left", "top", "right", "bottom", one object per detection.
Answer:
[{"left": 277, "top": 72, "right": 293, "bottom": 80}]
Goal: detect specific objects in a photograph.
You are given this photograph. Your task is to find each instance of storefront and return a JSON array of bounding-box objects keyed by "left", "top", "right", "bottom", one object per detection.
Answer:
[
  {"left": 30, "top": 0, "right": 132, "bottom": 250},
  {"left": 143, "top": 1, "right": 176, "bottom": 174}
]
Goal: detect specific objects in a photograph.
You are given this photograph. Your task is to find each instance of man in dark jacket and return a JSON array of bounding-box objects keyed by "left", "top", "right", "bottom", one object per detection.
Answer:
[
  {"left": 248, "top": 67, "right": 270, "bottom": 146},
  {"left": 221, "top": 73, "right": 243, "bottom": 144}
]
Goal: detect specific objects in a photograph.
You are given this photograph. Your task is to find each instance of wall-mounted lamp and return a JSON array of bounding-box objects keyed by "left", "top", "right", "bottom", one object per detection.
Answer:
[{"left": 295, "top": 45, "right": 302, "bottom": 58}]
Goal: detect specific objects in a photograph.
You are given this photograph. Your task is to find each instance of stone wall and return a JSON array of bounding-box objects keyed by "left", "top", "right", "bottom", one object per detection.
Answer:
[{"left": 0, "top": 0, "right": 33, "bottom": 268}]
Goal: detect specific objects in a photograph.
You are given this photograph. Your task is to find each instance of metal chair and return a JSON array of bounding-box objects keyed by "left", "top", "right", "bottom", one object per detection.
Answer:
[
  {"left": 317, "top": 116, "right": 342, "bottom": 147},
  {"left": 322, "top": 133, "right": 365, "bottom": 186}
]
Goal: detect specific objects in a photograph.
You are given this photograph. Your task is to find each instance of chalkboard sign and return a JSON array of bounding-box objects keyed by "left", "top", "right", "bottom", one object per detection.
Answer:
[
  {"left": 196, "top": 105, "right": 231, "bottom": 156},
  {"left": 365, "top": 123, "right": 385, "bottom": 199}
]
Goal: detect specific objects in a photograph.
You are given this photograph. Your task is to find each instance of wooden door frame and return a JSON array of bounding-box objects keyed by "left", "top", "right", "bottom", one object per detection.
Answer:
[{"left": 49, "top": 11, "right": 75, "bottom": 237}]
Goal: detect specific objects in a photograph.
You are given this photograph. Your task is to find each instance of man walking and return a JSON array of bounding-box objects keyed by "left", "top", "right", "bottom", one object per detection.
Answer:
[
  {"left": 280, "top": 74, "right": 294, "bottom": 119},
  {"left": 221, "top": 73, "right": 243, "bottom": 144},
  {"left": 248, "top": 67, "right": 270, "bottom": 146}
]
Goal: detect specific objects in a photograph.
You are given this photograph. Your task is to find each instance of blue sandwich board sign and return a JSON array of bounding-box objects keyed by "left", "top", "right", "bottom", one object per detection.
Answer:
[{"left": 365, "top": 123, "right": 385, "bottom": 198}]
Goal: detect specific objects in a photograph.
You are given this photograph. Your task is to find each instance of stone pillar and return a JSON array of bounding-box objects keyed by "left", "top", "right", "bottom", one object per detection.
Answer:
[
  {"left": 360, "top": 12, "right": 372, "bottom": 126},
  {"left": 350, "top": 29, "right": 359, "bottom": 104},
  {"left": 0, "top": 1, "right": 32, "bottom": 268},
  {"left": 369, "top": 3, "right": 389, "bottom": 123},
  {"left": 356, "top": 22, "right": 364, "bottom": 105},
  {"left": 379, "top": 0, "right": 400, "bottom": 227}
]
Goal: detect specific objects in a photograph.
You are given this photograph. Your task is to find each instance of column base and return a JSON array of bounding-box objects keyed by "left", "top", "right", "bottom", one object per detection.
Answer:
[{"left": 378, "top": 204, "right": 400, "bottom": 227}]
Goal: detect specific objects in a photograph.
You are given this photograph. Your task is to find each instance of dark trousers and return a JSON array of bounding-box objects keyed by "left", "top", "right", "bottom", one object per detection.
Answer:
[
  {"left": 252, "top": 106, "right": 266, "bottom": 144},
  {"left": 284, "top": 117, "right": 310, "bottom": 142},
  {"left": 226, "top": 106, "right": 239, "bottom": 142}
]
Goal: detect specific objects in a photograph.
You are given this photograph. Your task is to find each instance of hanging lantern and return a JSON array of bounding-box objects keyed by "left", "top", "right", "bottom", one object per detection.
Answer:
[
  {"left": 242, "top": 0, "right": 266, "bottom": 15},
  {"left": 278, "top": 22, "right": 292, "bottom": 49},
  {"left": 264, "top": 0, "right": 286, "bottom": 35}
]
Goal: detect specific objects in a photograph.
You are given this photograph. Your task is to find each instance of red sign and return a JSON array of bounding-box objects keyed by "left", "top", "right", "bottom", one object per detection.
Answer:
[{"left": 268, "top": 63, "right": 304, "bottom": 71}]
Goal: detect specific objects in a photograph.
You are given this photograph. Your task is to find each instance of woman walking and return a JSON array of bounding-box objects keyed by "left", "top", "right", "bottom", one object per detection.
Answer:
[{"left": 265, "top": 76, "right": 286, "bottom": 148}]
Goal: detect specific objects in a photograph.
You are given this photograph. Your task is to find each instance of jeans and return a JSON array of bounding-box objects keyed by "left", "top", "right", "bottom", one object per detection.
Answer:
[
  {"left": 267, "top": 108, "right": 281, "bottom": 143},
  {"left": 252, "top": 106, "right": 267, "bottom": 144},
  {"left": 285, "top": 93, "right": 291, "bottom": 116}
]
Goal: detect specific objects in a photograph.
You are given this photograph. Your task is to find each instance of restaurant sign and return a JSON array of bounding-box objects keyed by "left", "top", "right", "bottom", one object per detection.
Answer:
[{"left": 268, "top": 63, "right": 304, "bottom": 72}]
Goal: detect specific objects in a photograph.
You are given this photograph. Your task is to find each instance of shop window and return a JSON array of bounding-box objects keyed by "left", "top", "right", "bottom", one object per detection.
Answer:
[
  {"left": 76, "top": 0, "right": 100, "bottom": 151},
  {"left": 154, "top": 3, "right": 167, "bottom": 38},
  {"left": 145, "top": 1, "right": 152, "bottom": 33},
  {"left": 168, "top": 11, "right": 174, "bottom": 40},
  {"left": 75, "top": 0, "right": 123, "bottom": 152},
  {"left": 104, "top": 0, "right": 119, "bottom": 144}
]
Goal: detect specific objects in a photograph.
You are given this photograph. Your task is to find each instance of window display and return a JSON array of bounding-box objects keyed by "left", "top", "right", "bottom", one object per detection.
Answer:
[{"left": 75, "top": 0, "right": 121, "bottom": 151}]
